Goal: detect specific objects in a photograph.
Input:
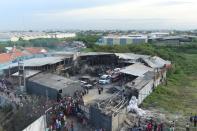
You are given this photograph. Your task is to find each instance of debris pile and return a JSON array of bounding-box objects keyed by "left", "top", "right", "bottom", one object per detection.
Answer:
[{"left": 127, "top": 96, "right": 146, "bottom": 116}]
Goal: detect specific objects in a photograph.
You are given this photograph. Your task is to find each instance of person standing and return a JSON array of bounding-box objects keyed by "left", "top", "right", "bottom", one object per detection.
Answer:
[
  {"left": 98, "top": 87, "right": 101, "bottom": 95},
  {"left": 189, "top": 113, "right": 193, "bottom": 124},
  {"left": 194, "top": 114, "right": 197, "bottom": 127},
  {"left": 147, "top": 123, "right": 152, "bottom": 131},
  {"left": 157, "top": 123, "right": 161, "bottom": 131},
  {"left": 186, "top": 123, "right": 190, "bottom": 131},
  {"left": 172, "top": 125, "right": 175, "bottom": 131},
  {"left": 154, "top": 122, "right": 157, "bottom": 131},
  {"left": 169, "top": 126, "right": 173, "bottom": 131},
  {"left": 160, "top": 123, "right": 164, "bottom": 131}
]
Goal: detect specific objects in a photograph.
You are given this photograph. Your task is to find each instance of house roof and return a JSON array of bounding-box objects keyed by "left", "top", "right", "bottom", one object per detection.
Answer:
[
  {"left": 24, "top": 47, "right": 47, "bottom": 54},
  {"left": 0, "top": 50, "right": 24, "bottom": 64}
]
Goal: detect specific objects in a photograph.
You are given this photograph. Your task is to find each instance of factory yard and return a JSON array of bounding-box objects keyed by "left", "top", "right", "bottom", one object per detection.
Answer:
[
  {"left": 0, "top": 1, "right": 197, "bottom": 130},
  {"left": 0, "top": 50, "right": 196, "bottom": 131}
]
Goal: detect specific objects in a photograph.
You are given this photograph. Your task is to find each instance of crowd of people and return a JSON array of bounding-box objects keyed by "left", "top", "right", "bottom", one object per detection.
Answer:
[
  {"left": 130, "top": 117, "right": 165, "bottom": 131},
  {"left": 0, "top": 78, "right": 23, "bottom": 108},
  {"left": 129, "top": 113, "right": 197, "bottom": 131},
  {"left": 46, "top": 90, "right": 90, "bottom": 131}
]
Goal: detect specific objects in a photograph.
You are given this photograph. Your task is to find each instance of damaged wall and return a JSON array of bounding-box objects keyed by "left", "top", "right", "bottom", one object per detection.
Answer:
[
  {"left": 111, "top": 107, "right": 127, "bottom": 131},
  {"left": 90, "top": 106, "right": 112, "bottom": 131},
  {"left": 89, "top": 105, "right": 127, "bottom": 131}
]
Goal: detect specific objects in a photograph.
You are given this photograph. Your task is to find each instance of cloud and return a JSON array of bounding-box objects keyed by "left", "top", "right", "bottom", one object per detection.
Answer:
[
  {"left": 36, "top": 0, "right": 197, "bottom": 21},
  {"left": 0, "top": 0, "right": 197, "bottom": 30},
  {"left": 152, "top": 0, "right": 194, "bottom": 6}
]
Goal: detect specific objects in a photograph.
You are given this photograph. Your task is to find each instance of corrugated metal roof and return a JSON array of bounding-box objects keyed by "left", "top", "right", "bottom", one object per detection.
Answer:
[
  {"left": 79, "top": 52, "right": 114, "bottom": 56},
  {"left": 143, "top": 56, "right": 171, "bottom": 68},
  {"left": 0, "top": 56, "right": 66, "bottom": 70},
  {"left": 28, "top": 73, "right": 80, "bottom": 90},
  {"left": 120, "top": 63, "right": 153, "bottom": 77},
  {"left": 126, "top": 71, "right": 154, "bottom": 90},
  {"left": 12, "top": 70, "right": 41, "bottom": 78},
  {"left": 115, "top": 53, "right": 150, "bottom": 60}
]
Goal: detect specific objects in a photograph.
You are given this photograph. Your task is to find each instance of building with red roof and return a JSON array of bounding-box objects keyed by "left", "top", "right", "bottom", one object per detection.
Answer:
[
  {"left": 0, "top": 50, "right": 24, "bottom": 64},
  {"left": 24, "top": 47, "right": 47, "bottom": 54},
  {"left": 0, "top": 47, "right": 47, "bottom": 64}
]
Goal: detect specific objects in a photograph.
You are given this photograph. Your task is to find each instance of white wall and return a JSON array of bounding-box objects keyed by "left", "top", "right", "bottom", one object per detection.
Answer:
[
  {"left": 23, "top": 115, "right": 46, "bottom": 131},
  {"left": 138, "top": 80, "right": 154, "bottom": 105},
  {"left": 138, "top": 71, "right": 167, "bottom": 105}
]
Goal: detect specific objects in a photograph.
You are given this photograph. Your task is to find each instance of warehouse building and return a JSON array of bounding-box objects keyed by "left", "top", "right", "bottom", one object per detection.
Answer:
[
  {"left": 1, "top": 56, "right": 72, "bottom": 76},
  {"left": 120, "top": 60, "right": 170, "bottom": 105},
  {"left": 27, "top": 73, "right": 82, "bottom": 100},
  {"left": 99, "top": 35, "right": 148, "bottom": 45}
]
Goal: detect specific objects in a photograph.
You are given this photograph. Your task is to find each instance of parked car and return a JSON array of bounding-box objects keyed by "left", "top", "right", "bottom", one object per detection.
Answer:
[
  {"left": 83, "top": 84, "right": 93, "bottom": 89},
  {"left": 80, "top": 80, "right": 87, "bottom": 85},
  {"left": 99, "top": 75, "right": 111, "bottom": 84},
  {"left": 79, "top": 76, "right": 97, "bottom": 85},
  {"left": 111, "top": 73, "right": 121, "bottom": 82}
]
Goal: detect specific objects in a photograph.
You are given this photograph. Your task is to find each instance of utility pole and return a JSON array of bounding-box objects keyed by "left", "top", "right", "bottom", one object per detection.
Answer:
[{"left": 18, "top": 61, "right": 25, "bottom": 92}]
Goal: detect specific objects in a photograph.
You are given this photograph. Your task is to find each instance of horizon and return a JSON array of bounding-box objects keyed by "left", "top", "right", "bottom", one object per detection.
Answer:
[{"left": 0, "top": 0, "right": 197, "bottom": 30}]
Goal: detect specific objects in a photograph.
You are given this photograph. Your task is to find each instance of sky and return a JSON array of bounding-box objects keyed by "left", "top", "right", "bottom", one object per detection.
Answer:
[{"left": 0, "top": 0, "right": 197, "bottom": 30}]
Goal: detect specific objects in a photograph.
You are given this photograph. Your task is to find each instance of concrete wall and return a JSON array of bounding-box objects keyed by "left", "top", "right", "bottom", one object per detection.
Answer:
[
  {"left": 61, "top": 83, "right": 82, "bottom": 97},
  {"left": 111, "top": 107, "right": 127, "bottom": 131},
  {"left": 26, "top": 81, "right": 58, "bottom": 100},
  {"left": 89, "top": 106, "right": 127, "bottom": 131},
  {"left": 90, "top": 106, "right": 112, "bottom": 131}
]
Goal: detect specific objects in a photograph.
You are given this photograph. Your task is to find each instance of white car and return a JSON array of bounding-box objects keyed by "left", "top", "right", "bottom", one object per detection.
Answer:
[{"left": 99, "top": 75, "right": 111, "bottom": 84}]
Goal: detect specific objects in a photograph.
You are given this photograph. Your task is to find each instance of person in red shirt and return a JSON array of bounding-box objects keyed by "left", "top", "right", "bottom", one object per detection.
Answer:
[{"left": 147, "top": 122, "right": 153, "bottom": 131}]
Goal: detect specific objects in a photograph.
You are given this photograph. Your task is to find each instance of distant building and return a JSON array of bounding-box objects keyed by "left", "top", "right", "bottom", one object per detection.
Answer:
[
  {"left": 10, "top": 36, "right": 19, "bottom": 42},
  {"left": 0, "top": 32, "right": 76, "bottom": 42},
  {"left": 98, "top": 35, "right": 148, "bottom": 45},
  {"left": 50, "top": 33, "right": 76, "bottom": 39},
  {"left": 149, "top": 35, "right": 193, "bottom": 45},
  {"left": 0, "top": 48, "right": 24, "bottom": 64},
  {"left": 149, "top": 32, "right": 170, "bottom": 38},
  {"left": 23, "top": 47, "right": 47, "bottom": 55}
]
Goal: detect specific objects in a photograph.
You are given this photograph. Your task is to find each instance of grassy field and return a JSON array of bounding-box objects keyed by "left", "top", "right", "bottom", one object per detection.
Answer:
[{"left": 142, "top": 53, "right": 197, "bottom": 115}]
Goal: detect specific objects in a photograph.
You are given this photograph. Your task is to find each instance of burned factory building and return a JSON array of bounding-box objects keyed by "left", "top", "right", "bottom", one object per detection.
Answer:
[{"left": 1, "top": 52, "right": 171, "bottom": 131}]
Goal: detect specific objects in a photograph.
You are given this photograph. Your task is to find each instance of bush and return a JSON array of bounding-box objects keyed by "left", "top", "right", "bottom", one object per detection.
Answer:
[{"left": 1, "top": 105, "right": 13, "bottom": 113}]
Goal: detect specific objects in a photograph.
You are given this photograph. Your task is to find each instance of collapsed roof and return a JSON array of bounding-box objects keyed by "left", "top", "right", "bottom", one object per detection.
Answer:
[
  {"left": 120, "top": 63, "right": 153, "bottom": 77},
  {"left": 142, "top": 56, "right": 171, "bottom": 69}
]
